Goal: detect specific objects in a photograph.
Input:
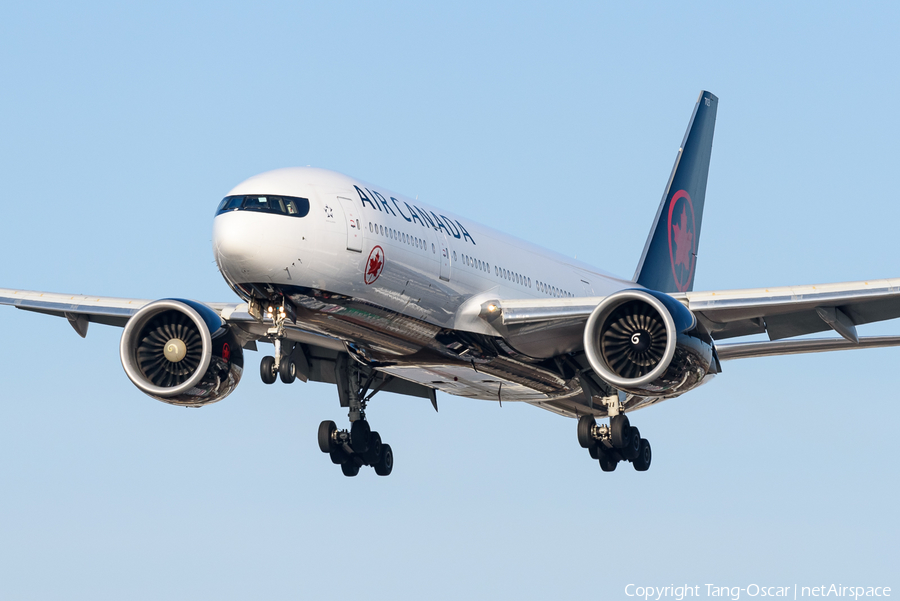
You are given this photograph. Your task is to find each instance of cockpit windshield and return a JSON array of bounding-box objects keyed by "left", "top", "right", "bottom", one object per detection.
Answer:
[{"left": 216, "top": 195, "right": 310, "bottom": 218}]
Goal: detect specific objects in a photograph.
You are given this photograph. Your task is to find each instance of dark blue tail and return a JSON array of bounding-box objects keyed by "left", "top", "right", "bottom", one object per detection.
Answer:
[{"left": 634, "top": 91, "right": 718, "bottom": 293}]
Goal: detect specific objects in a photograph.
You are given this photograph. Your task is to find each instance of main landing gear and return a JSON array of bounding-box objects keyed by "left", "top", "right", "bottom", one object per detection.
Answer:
[
  {"left": 317, "top": 419, "right": 394, "bottom": 477},
  {"left": 252, "top": 299, "right": 393, "bottom": 476},
  {"left": 577, "top": 396, "right": 651, "bottom": 472},
  {"left": 317, "top": 354, "right": 394, "bottom": 477}
]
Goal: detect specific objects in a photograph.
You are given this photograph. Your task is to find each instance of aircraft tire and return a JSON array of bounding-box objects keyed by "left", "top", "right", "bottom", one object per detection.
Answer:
[
  {"left": 577, "top": 415, "right": 595, "bottom": 448},
  {"left": 363, "top": 431, "right": 383, "bottom": 465},
  {"left": 329, "top": 448, "right": 346, "bottom": 465},
  {"left": 610, "top": 415, "right": 630, "bottom": 448},
  {"left": 623, "top": 427, "right": 641, "bottom": 460},
  {"left": 318, "top": 420, "right": 337, "bottom": 453},
  {"left": 260, "top": 356, "right": 277, "bottom": 384},
  {"left": 350, "top": 420, "right": 371, "bottom": 454},
  {"left": 598, "top": 452, "right": 617, "bottom": 472},
  {"left": 633, "top": 439, "right": 652, "bottom": 472},
  {"left": 341, "top": 461, "right": 360, "bottom": 477},
  {"left": 374, "top": 444, "right": 393, "bottom": 476},
  {"left": 279, "top": 359, "right": 296, "bottom": 384},
  {"left": 589, "top": 443, "right": 603, "bottom": 460}
]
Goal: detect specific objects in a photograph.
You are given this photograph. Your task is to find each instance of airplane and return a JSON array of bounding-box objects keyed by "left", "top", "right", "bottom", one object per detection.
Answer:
[{"left": 4, "top": 90, "right": 900, "bottom": 477}]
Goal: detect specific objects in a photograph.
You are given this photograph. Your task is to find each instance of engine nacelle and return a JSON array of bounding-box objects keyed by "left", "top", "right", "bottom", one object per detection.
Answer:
[
  {"left": 583, "top": 289, "right": 713, "bottom": 396},
  {"left": 120, "top": 299, "right": 244, "bottom": 406}
]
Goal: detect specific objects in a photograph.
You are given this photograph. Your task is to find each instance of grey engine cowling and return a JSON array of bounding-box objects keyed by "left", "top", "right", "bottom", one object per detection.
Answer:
[
  {"left": 119, "top": 299, "right": 244, "bottom": 406},
  {"left": 583, "top": 289, "right": 714, "bottom": 396}
]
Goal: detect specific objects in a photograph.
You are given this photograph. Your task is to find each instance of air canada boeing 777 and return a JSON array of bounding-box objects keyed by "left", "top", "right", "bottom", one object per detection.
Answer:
[{"left": 4, "top": 91, "right": 900, "bottom": 476}]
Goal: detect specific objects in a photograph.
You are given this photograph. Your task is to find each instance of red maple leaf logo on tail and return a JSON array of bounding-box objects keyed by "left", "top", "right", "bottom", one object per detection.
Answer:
[
  {"left": 671, "top": 207, "right": 694, "bottom": 269},
  {"left": 667, "top": 190, "right": 696, "bottom": 292}
]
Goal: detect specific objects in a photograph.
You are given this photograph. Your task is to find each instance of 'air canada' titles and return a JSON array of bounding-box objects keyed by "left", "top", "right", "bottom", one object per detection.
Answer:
[{"left": 354, "top": 185, "right": 476, "bottom": 245}]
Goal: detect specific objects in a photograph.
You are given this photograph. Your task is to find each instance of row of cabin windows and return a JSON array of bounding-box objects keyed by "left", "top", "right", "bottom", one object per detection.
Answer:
[
  {"left": 368, "top": 221, "right": 572, "bottom": 297},
  {"left": 455, "top": 251, "right": 529, "bottom": 289},
  {"left": 369, "top": 222, "right": 434, "bottom": 253},
  {"left": 496, "top": 265, "right": 529, "bottom": 288},
  {"left": 537, "top": 280, "right": 573, "bottom": 298},
  {"left": 464, "top": 253, "right": 573, "bottom": 297},
  {"left": 456, "top": 251, "right": 490, "bottom": 274}
]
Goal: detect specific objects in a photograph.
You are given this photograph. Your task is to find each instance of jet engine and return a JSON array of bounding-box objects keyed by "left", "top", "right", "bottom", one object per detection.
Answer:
[
  {"left": 119, "top": 299, "right": 244, "bottom": 406},
  {"left": 583, "top": 289, "right": 713, "bottom": 396}
]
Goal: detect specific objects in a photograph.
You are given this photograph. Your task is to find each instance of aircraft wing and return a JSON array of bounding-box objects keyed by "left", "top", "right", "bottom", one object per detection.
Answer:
[
  {"left": 676, "top": 278, "right": 900, "bottom": 341},
  {"left": 0, "top": 287, "right": 338, "bottom": 348},
  {"left": 0, "top": 287, "right": 441, "bottom": 403},
  {"left": 0, "top": 288, "right": 153, "bottom": 331},
  {"left": 488, "top": 277, "right": 900, "bottom": 359}
]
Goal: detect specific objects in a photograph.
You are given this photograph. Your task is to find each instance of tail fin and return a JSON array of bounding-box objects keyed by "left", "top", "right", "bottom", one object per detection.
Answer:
[{"left": 634, "top": 91, "right": 718, "bottom": 293}]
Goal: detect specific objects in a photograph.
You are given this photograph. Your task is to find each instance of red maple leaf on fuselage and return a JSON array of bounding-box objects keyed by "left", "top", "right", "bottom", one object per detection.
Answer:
[{"left": 367, "top": 251, "right": 383, "bottom": 281}]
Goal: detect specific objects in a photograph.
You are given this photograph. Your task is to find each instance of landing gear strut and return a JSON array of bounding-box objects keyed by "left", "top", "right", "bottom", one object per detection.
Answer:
[
  {"left": 258, "top": 300, "right": 298, "bottom": 385},
  {"left": 317, "top": 354, "right": 394, "bottom": 477},
  {"left": 576, "top": 394, "right": 652, "bottom": 472}
]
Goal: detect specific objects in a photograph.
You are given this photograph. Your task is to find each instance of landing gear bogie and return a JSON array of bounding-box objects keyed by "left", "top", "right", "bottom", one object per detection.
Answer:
[
  {"left": 318, "top": 354, "right": 400, "bottom": 477},
  {"left": 318, "top": 419, "right": 394, "bottom": 477},
  {"left": 576, "top": 410, "right": 652, "bottom": 473}
]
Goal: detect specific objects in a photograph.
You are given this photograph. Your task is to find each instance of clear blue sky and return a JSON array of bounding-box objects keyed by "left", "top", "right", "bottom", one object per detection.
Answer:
[{"left": 1, "top": 2, "right": 898, "bottom": 599}]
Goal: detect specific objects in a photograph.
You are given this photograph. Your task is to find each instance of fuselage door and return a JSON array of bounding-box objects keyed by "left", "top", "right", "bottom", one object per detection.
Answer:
[
  {"left": 337, "top": 196, "right": 363, "bottom": 252},
  {"left": 438, "top": 231, "right": 451, "bottom": 281}
]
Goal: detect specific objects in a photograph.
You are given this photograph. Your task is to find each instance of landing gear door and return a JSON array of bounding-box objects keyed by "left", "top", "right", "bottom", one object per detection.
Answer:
[
  {"left": 438, "top": 231, "right": 451, "bottom": 282},
  {"left": 337, "top": 196, "right": 363, "bottom": 252}
]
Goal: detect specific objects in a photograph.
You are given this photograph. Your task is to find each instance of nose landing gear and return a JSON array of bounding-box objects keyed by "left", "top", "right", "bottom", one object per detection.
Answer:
[
  {"left": 259, "top": 341, "right": 298, "bottom": 385},
  {"left": 257, "top": 299, "right": 300, "bottom": 385}
]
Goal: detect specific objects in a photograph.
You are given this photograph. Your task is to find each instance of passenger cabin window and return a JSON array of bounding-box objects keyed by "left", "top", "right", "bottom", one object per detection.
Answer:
[{"left": 216, "top": 195, "right": 311, "bottom": 218}]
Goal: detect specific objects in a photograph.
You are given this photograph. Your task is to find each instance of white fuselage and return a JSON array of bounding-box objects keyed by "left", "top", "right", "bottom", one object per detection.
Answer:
[{"left": 213, "top": 167, "right": 634, "bottom": 339}]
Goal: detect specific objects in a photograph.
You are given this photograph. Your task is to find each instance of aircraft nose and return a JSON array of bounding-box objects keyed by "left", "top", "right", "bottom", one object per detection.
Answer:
[
  {"left": 214, "top": 212, "right": 256, "bottom": 257},
  {"left": 213, "top": 211, "right": 305, "bottom": 286},
  {"left": 213, "top": 212, "right": 264, "bottom": 282}
]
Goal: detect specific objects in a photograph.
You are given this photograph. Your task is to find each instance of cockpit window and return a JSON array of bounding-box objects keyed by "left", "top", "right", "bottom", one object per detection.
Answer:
[{"left": 216, "top": 195, "right": 310, "bottom": 218}]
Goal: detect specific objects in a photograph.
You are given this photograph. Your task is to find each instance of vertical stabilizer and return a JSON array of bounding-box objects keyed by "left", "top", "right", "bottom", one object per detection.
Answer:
[{"left": 634, "top": 91, "right": 718, "bottom": 293}]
